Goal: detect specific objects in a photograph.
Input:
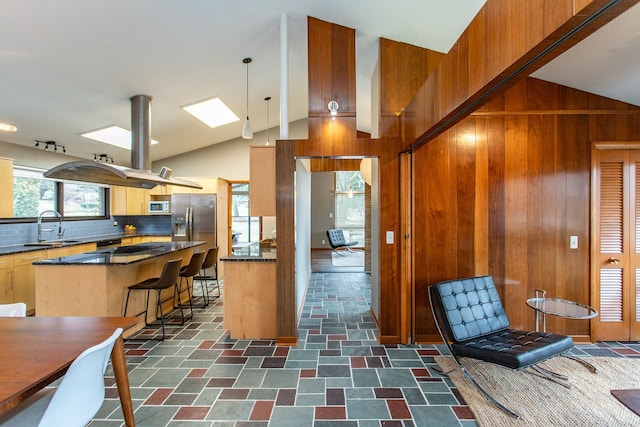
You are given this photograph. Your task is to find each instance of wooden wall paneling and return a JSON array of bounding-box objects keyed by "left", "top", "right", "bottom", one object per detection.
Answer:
[
  {"left": 307, "top": 17, "right": 356, "bottom": 143},
  {"left": 307, "top": 17, "right": 333, "bottom": 115},
  {"left": 379, "top": 38, "right": 442, "bottom": 123},
  {"left": 534, "top": 115, "right": 558, "bottom": 330},
  {"left": 560, "top": 114, "right": 592, "bottom": 338},
  {"left": 376, "top": 138, "right": 402, "bottom": 343},
  {"left": 276, "top": 140, "right": 297, "bottom": 345},
  {"left": 412, "top": 136, "right": 450, "bottom": 342},
  {"left": 309, "top": 158, "right": 362, "bottom": 172},
  {"left": 474, "top": 118, "right": 490, "bottom": 275},
  {"left": 503, "top": 116, "right": 529, "bottom": 328},
  {"left": 486, "top": 116, "right": 507, "bottom": 300},
  {"left": 454, "top": 121, "right": 476, "bottom": 279},
  {"left": 401, "top": 0, "right": 637, "bottom": 150}
]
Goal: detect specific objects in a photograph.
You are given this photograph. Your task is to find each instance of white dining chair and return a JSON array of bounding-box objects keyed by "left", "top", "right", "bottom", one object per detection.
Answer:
[
  {"left": 0, "top": 327, "right": 123, "bottom": 427},
  {"left": 0, "top": 302, "right": 26, "bottom": 317}
]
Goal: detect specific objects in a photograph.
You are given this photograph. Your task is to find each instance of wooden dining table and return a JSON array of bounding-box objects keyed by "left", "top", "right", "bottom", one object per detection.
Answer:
[{"left": 0, "top": 316, "right": 138, "bottom": 427}]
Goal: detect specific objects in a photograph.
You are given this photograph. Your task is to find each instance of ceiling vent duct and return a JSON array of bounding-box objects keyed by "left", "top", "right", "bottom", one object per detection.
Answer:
[{"left": 44, "top": 95, "right": 202, "bottom": 190}]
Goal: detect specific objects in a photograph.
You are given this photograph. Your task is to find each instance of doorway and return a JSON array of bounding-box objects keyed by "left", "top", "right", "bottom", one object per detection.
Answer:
[
  {"left": 293, "top": 157, "right": 379, "bottom": 324},
  {"left": 591, "top": 143, "right": 640, "bottom": 341}
]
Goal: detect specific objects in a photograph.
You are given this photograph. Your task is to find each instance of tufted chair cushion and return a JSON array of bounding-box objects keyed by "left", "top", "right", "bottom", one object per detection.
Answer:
[{"left": 430, "top": 276, "right": 574, "bottom": 370}]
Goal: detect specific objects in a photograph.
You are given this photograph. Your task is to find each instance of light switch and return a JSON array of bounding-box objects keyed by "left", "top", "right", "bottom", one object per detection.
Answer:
[
  {"left": 570, "top": 235, "right": 578, "bottom": 249},
  {"left": 386, "top": 231, "right": 394, "bottom": 244}
]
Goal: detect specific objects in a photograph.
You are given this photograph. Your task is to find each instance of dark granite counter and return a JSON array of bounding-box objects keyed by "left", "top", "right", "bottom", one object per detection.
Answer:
[
  {"left": 221, "top": 242, "right": 276, "bottom": 262},
  {"left": 33, "top": 241, "right": 205, "bottom": 265},
  {"left": 0, "top": 233, "right": 170, "bottom": 256}
]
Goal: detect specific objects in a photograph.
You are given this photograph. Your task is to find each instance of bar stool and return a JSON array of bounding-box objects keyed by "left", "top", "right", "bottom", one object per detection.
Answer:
[
  {"left": 175, "top": 251, "right": 206, "bottom": 310},
  {"left": 195, "top": 247, "right": 220, "bottom": 306},
  {"left": 123, "top": 258, "right": 182, "bottom": 341}
]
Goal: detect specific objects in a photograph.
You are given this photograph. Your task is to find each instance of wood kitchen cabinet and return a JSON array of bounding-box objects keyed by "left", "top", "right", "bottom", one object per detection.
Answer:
[
  {"left": 0, "top": 254, "right": 14, "bottom": 304},
  {"left": 0, "top": 157, "right": 14, "bottom": 218},
  {"left": 249, "top": 146, "right": 276, "bottom": 216},
  {"left": 110, "top": 186, "right": 150, "bottom": 215},
  {"left": 13, "top": 250, "right": 47, "bottom": 314}
]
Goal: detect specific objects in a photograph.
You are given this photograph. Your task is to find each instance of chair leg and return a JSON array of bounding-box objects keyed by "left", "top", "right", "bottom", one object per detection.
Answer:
[
  {"left": 530, "top": 364, "right": 571, "bottom": 388},
  {"left": 155, "top": 289, "right": 165, "bottom": 341},
  {"left": 460, "top": 367, "right": 521, "bottom": 419}
]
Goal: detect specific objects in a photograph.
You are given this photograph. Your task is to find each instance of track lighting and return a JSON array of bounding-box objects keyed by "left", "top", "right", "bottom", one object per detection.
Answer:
[
  {"left": 35, "top": 140, "right": 66, "bottom": 154},
  {"left": 94, "top": 153, "right": 114, "bottom": 164}
]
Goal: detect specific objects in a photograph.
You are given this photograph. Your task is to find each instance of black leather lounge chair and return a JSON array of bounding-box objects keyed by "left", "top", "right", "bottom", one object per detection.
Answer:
[
  {"left": 326, "top": 229, "right": 358, "bottom": 254},
  {"left": 429, "top": 275, "right": 576, "bottom": 419}
]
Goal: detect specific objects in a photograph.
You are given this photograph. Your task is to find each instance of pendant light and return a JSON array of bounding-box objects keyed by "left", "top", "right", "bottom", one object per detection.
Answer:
[
  {"left": 264, "top": 96, "right": 271, "bottom": 146},
  {"left": 242, "top": 57, "right": 253, "bottom": 139}
]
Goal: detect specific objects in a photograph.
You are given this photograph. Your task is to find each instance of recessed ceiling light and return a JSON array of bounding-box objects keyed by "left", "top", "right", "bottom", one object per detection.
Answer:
[
  {"left": 0, "top": 122, "right": 17, "bottom": 132},
  {"left": 81, "top": 125, "right": 159, "bottom": 150},
  {"left": 182, "top": 97, "right": 240, "bottom": 128}
]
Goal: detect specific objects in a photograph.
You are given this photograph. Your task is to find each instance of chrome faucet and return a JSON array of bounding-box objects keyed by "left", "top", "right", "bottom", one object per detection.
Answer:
[{"left": 37, "top": 210, "right": 64, "bottom": 242}]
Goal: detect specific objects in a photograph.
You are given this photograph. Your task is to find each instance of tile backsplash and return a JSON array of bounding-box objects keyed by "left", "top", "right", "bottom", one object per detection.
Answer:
[{"left": 0, "top": 215, "right": 171, "bottom": 247}]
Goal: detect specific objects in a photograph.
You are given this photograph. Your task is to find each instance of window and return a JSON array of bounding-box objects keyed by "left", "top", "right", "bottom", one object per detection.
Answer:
[
  {"left": 231, "top": 182, "right": 260, "bottom": 245},
  {"left": 13, "top": 167, "right": 107, "bottom": 219},
  {"left": 335, "top": 171, "right": 365, "bottom": 245}
]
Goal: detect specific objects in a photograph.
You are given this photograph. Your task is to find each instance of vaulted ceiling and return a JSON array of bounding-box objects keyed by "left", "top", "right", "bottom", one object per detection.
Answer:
[{"left": 0, "top": 1, "right": 638, "bottom": 167}]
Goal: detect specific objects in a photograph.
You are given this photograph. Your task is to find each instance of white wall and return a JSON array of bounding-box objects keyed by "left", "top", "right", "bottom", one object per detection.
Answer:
[
  {"left": 0, "top": 140, "right": 83, "bottom": 170},
  {"left": 154, "top": 119, "right": 308, "bottom": 178},
  {"left": 295, "top": 159, "right": 312, "bottom": 317}
]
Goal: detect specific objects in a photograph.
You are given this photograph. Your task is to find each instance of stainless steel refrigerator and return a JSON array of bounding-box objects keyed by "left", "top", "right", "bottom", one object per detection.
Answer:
[{"left": 171, "top": 193, "right": 216, "bottom": 250}]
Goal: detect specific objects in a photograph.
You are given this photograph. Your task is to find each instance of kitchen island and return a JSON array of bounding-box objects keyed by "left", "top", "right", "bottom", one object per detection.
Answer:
[
  {"left": 34, "top": 241, "right": 205, "bottom": 336},
  {"left": 221, "top": 242, "right": 276, "bottom": 339}
]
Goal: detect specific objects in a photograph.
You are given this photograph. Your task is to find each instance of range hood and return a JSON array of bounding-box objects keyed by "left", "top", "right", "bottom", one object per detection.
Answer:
[{"left": 44, "top": 95, "right": 202, "bottom": 190}]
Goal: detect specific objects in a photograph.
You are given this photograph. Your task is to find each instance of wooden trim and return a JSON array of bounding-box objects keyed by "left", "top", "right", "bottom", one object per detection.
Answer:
[
  {"left": 276, "top": 140, "right": 297, "bottom": 344},
  {"left": 472, "top": 110, "right": 640, "bottom": 116},
  {"left": 400, "top": 152, "right": 412, "bottom": 344},
  {"left": 593, "top": 141, "right": 640, "bottom": 150}
]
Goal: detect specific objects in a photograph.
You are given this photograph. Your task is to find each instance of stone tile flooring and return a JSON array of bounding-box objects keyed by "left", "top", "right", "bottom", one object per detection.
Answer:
[{"left": 90, "top": 273, "right": 640, "bottom": 426}]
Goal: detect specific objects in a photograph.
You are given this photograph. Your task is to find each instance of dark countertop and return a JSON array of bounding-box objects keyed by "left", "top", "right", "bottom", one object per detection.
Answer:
[
  {"left": 221, "top": 242, "right": 276, "bottom": 262},
  {"left": 33, "top": 241, "right": 205, "bottom": 266},
  {"left": 0, "top": 233, "right": 171, "bottom": 256}
]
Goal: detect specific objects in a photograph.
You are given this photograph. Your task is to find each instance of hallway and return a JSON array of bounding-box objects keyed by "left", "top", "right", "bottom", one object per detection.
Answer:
[{"left": 92, "top": 273, "right": 640, "bottom": 426}]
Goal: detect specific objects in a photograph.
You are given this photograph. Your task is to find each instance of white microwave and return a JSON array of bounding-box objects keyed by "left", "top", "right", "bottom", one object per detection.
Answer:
[{"left": 148, "top": 201, "right": 170, "bottom": 213}]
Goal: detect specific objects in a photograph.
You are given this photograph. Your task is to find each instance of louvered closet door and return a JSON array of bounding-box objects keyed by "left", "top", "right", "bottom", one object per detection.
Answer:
[{"left": 593, "top": 149, "right": 640, "bottom": 341}]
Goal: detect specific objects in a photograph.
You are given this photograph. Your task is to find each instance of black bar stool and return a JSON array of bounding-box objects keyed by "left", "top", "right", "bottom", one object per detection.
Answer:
[
  {"left": 175, "top": 251, "right": 206, "bottom": 310},
  {"left": 195, "top": 247, "right": 220, "bottom": 305},
  {"left": 123, "top": 258, "right": 183, "bottom": 341}
]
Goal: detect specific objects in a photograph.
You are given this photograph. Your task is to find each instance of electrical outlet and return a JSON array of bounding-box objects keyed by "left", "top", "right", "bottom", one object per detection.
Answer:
[
  {"left": 329, "top": 213, "right": 333, "bottom": 218},
  {"left": 322, "top": 239, "right": 325, "bottom": 245},
  {"left": 113, "top": 220, "right": 118, "bottom": 226}
]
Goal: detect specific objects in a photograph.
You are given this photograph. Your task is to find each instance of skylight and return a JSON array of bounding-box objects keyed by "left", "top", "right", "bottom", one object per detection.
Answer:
[
  {"left": 182, "top": 97, "right": 239, "bottom": 128},
  {"left": 81, "top": 125, "right": 159, "bottom": 150}
]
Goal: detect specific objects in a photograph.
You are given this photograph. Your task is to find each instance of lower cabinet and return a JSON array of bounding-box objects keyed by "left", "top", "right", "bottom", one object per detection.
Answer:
[
  {"left": 0, "top": 255, "right": 14, "bottom": 304},
  {"left": 223, "top": 260, "right": 276, "bottom": 339},
  {"left": 13, "top": 250, "right": 47, "bottom": 315}
]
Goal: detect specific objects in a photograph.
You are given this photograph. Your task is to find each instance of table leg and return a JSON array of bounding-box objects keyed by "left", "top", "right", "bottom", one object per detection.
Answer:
[{"left": 111, "top": 334, "right": 135, "bottom": 427}]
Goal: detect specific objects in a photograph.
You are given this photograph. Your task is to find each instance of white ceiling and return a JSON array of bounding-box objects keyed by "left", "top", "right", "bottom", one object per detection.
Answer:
[{"left": 0, "top": 1, "right": 638, "bottom": 167}]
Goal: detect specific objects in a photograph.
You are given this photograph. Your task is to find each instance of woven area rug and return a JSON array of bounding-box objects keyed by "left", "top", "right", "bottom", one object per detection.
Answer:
[
  {"left": 331, "top": 250, "right": 364, "bottom": 267},
  {"left": 435, "top": 356, "right": 640, "bottom": 426}
]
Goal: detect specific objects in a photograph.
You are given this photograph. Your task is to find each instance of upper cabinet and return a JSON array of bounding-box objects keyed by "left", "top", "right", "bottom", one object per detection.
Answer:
[
  {"left": 250, "top": 146, "right": 276, "bottom": 217},
  {"left": 0, "top": 157, "right": 14, "bottom": 218},
  {"left": 111, "top": 186, "right": 150, "bottom": 215}
]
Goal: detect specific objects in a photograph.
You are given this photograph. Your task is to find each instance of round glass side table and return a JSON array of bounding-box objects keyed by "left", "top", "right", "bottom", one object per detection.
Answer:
[{"left": 526, "top": 289, "right": 599, "bottom": 372}]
